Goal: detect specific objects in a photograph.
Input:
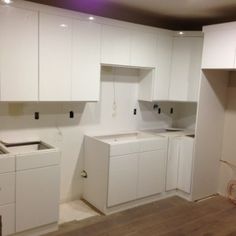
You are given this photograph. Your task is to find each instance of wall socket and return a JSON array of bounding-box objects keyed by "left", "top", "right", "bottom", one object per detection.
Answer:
[
  {"left": 69, "top": 111, "right": 74, "bottom": 118},
  {"left": 34, "top": 112, "right": 39, "bottom": 120}
]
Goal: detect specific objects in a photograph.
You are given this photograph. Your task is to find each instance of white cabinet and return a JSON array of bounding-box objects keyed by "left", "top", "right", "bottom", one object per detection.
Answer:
[
  {"left": 166, "top": 136, "right": 194, "bottom": 194},
  {"left": 137, "top": 150, "right": 166, "bottom": 198},
  {"left": 16, "top": 166, "right": 60, "bottom": 232},
  {"left": 0, "top": 6, "right": 38, "bottom": 101},
  {"left": 101, "top": 25, "right": 157, "bottom": 68},
  {"left": 4, "top": 141, "right": 61, "bottom": 233},
  {"left": 130, "top": 30, "right": 157, "bottom": 68},
  {"left": 202, "top": 22, "right": 236, "bottom": 69},
  {"left": 72, "top": 20, "right": 101, "bottom": 101},
  {"left": 177, "top": 137, "right": 194, "bottom": 193},
  {"left": 39, "top": 13, "right": 72, "bottom": 101},
  {"left": 101, "top": 25, "right": 131, "bottom": 66},
  {"left": 108, "top": 154, "right": 138, "bottom": 207},
  {"left": 40, "top": 12, "right": 101, "bottom": 101},
  {"left": 140, "top": 33, "right": 203, "bottom": 102},
  {"left": 154, "top": 33, "right": 173, "bottom": 100},
  {"left": 84, "top": 134, "right": 168, "bottom": 213},
  {"left": 169, "top": 36, "right": 203, "bottom": 102}
]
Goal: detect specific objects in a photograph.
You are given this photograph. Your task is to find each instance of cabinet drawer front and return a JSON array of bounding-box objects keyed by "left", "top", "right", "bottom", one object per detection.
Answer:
[
  {"left": 110, "top": 142, "right": 139, "bottom": 157},
  {"left": 0, "top": 173, "right": 15, "bottom": 205},
  {"left": 0, "top": 204, "right": 15, "bottom": 236},
  {"left": 140, "top": 138, "right": 168, "bottom": 152},
  {"left": 0, "top": 155, "right": 15, "bottom": 174},
  {"left": 16, "top": 151, "right": 60, "bottom": 170}
]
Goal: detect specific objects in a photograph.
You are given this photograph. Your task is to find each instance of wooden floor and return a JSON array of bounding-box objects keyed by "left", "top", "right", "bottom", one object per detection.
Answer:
[{"left": 46, "top": 196, "right": 236, "bottom": 236}]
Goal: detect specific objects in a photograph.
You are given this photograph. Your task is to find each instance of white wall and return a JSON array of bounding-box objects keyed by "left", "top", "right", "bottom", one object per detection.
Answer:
[
  {"left": 0, "top": 67, "right": 175, "bottom": 202},
  {"left": 172, "top": 102, "right": 197, "bottom": 129},
  {"left": 219, "top": 72, "right": 236, "bottom": 196}
]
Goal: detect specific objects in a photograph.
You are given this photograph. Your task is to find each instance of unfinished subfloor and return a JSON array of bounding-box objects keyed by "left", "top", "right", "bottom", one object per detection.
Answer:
[{"left": 45, "top": 196, "right": 236, "bottom": 236}]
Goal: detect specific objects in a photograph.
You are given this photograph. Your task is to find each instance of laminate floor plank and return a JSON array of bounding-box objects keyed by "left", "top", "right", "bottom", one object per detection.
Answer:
[{"left": 45, "top": 196, "right": 236, "bottom": 236}]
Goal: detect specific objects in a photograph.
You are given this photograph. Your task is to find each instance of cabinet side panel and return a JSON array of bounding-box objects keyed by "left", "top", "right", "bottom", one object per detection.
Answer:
[
  {"left": 192, "top": 70, "right": 229, "bottom": 200},
  {"left": 83, "top": 137, "right": 109, "bottom": 212}
]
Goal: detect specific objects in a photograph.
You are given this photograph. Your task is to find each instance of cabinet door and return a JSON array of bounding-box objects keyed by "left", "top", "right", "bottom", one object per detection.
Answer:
[
  {"left": 108, "top": 154, "right": 138, "bottom": 207},
  {"left": 154, "top": 33, "right": 173, "bottom": 100},
  {"left": 39, "top": 13, "right": 72, "bottom": 101},
  {"left": 130, "top": 30, "right": 157, "bottom": 68},
  {"left": 16, "top": 165, "right": 60, "bottom": 232},
  {"left": 166, "top": 137, "right": 180, "bottom": 191},
  {"left": 0, "top": 6, "right": 38, "bottom": 101},
  {"left": 177, "top": 137, "right": 194, "bottom": 193},
  {"left": 101, "top": 25, "right": 131, "bottom": 66},
  {"left": 0, "top": 204, "right": 15, "bottom": 236},
  {"left": 72, "top": 20, "right": 101, "bottom": 101},
  {"left": 202, "top": 23, "right": 236, "bottom": 69},
  {"left": 169, "top": 37, "right": 190, "bottom": 101},
  {"left": 169, "top": 36, "right": 203, "bottom": 102},
  {"left": 187, "top": 37, "right": 203, "bottom": 101},
  {"left": 137, "top": 150, "right": 166, "bottom": 198}
]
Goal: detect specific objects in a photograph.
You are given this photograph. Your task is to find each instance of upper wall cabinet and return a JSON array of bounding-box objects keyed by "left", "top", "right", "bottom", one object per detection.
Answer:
[
  {"left": 130, "top": 30, "right": 157, "bottom": 68},
  {"left": 101, "top": 25, "right": 157, "bottom": 68},
  {"left": 71, "top": 21, "right": 101, "bottom": 101},
  {"left": 101, "top": 25, "right": 131, "bottom": 66},
  {"left": 40, "top": 13, "right": 101, "bottom": 101},
  {"left": 202, "top": 22, "right": 236, "bottom": 69},
  {"left": 39, "top": 13, "right": 72, "bottom": 101},
  {"left": 0, "top": 6, "right": 38, "bottom": 101},
  {"left": 169, "top": 36, "right": 203, "bottom": 102},
  {"left": 140, "top": 33, "right": 203, "bottom": 102}
]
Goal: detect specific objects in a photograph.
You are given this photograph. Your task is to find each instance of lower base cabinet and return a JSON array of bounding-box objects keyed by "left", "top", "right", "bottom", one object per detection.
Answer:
[
  {"left": 84, "top": 135, "right": 168, "bottom": 213},
  {"left": 166, "top": 136, "right": 194, "bottom": 194},
  {"left": 16, "top": 165, "right": 60, "bottom": 232}
]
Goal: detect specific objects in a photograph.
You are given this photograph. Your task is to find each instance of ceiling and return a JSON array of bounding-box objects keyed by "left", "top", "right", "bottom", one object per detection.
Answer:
[{"left": 25, "top": 0, "right": 236, "bottom": 30}]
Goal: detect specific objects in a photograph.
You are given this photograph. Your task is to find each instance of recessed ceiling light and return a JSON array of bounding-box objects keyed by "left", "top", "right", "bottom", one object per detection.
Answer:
[
  {"left": 89, "top": 16, "right": 94, "bottom": 21},
  {"left": 2, "top": 0, "right": 12, "bottom": 4},
  {"left": 60, "top": 24, "right": 68, "bottom": 28},
  {"left": 179, "top": 31, "right": 184, "bottom": 35}
]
